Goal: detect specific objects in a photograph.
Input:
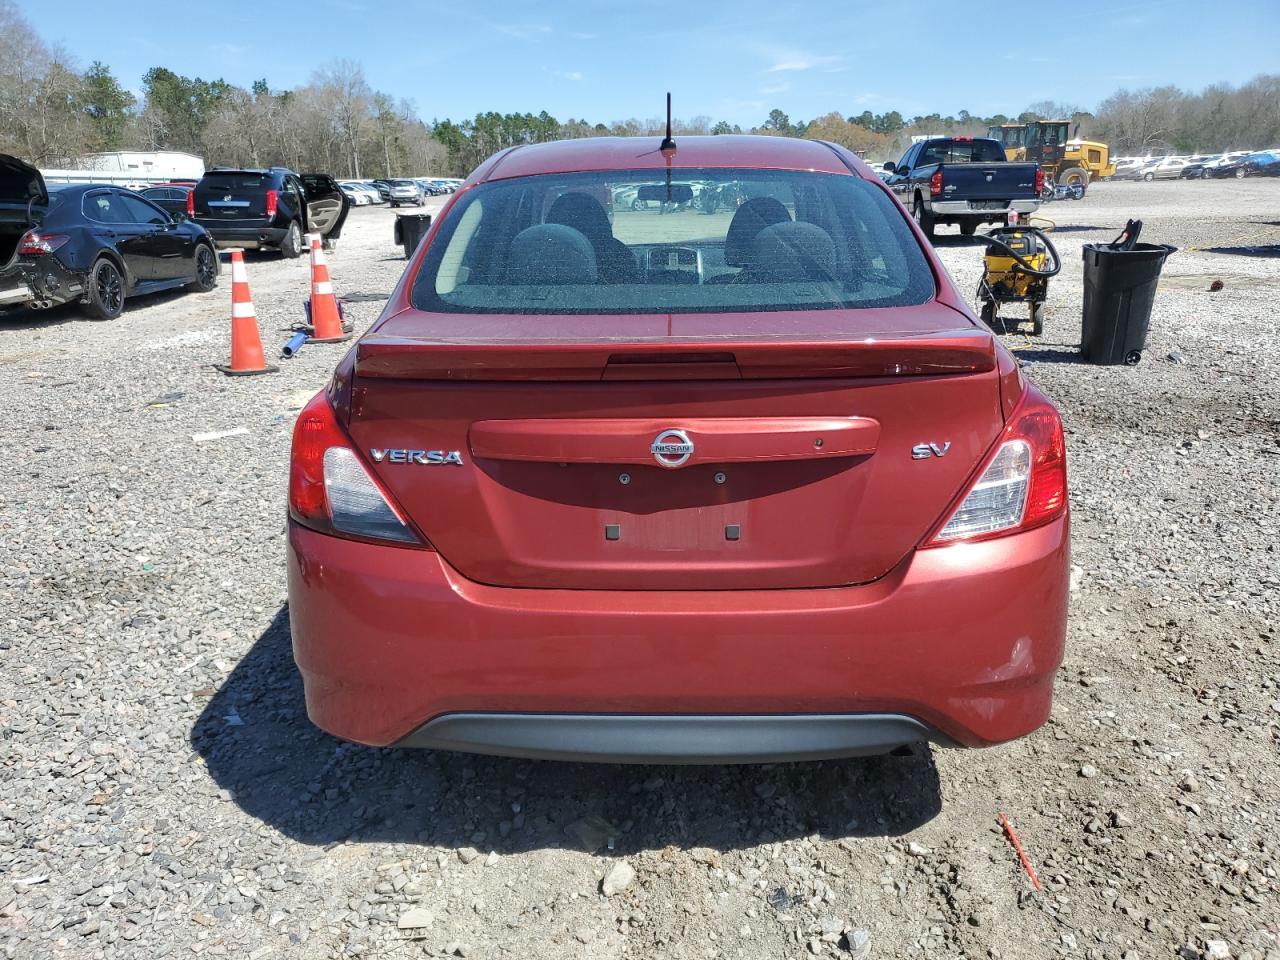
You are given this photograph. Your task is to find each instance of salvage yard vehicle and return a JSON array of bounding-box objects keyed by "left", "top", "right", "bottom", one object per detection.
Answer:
[
  {"left": 883, "top": 135, "right": 1042, "bottom": 237},
  {"left": 139, "top": 184, "right": 193, "bottom": 217},
  {"left": 191, "top": 167, "right": 348, "bottom": 257},
  {"left": 287, "top": 135, "right": 1070, "bottom": 763},
  {"left": 340, "top": 182, "right": 374, "bottom": 205},
  {"left": 1143, "top": 157, "right": 1190, "bottom": 180},
  {"left": 1, "top": 154, "right": 218, "bottom": 320},
  {"left": 388, "top": 179, "right": 424, "bottom": 207}
]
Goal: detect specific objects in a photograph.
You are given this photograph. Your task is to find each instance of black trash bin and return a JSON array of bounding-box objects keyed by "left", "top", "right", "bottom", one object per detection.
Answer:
[
  {"left": 1080, "top": 241, "right": 1176, "bottom": 365},
  {"left": 394, "top": 214, "right": 432, "bottom": 260}
]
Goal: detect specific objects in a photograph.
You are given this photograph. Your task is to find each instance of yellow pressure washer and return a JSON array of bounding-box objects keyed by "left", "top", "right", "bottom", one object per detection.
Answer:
[{"left": 975, "top": 224, "right": 1061, "bottom": 335}]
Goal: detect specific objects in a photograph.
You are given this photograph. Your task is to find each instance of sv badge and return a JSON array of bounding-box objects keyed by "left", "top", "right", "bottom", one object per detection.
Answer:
[{"left": 911, "top": 442, "right": 951, "bottom": 460}]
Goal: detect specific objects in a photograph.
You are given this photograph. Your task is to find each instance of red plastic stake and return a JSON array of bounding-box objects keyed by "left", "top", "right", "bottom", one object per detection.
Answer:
[{"left": 999, "top": 812, "right": 1042, "bottom": 891}]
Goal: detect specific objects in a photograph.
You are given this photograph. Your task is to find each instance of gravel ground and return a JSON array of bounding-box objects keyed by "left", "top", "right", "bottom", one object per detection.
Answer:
[{"left": 2, "top": 178, "right": 1278, "bottom": 960}]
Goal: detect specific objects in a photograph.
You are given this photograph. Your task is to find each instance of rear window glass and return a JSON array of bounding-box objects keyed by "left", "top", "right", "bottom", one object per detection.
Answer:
[
  {"left": 411, "top": 168, "right": 934, "bottom": 315},
  {"left": 919, "top": 140, "right": 1007, "bottom": 164},
  {"left": 200, "top": 173, "right": 269, "bottom": 191}
]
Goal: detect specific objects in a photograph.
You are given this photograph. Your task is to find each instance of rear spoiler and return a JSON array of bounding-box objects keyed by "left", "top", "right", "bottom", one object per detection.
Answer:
[{"left": 354, "top": 330, "right": 996, "bottom": 381}]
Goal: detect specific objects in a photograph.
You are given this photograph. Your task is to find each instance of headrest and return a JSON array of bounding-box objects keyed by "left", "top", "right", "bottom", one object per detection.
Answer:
[
  {"left": 508, "top": 224, "right": 597, "bottom": 285},
  {"left": 750, "top": 221, "right": 838, "bottom": 282},
  {"left": 724, "top": 197, "right": 792, "bottom": 266},
  {"left": 546, "top": 192, "right": 612, "bottom": 242}
]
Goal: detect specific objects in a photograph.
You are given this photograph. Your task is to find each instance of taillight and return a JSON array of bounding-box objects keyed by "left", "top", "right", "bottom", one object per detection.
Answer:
[
  {"left": 186, "top": 190, "right": 195, "bottom": 217},
  {"left": 289, "top": 392, "right": 427, "bottom": 548},
  {"left": 265, "top": 189, "right": 278, "bottom": 218},
  {"left": 924, "top": 387, "right": 1067, "bottom": 546},
  {"left": 929, "top": 169, "right": 943, "bottom": 197},
  {"left": 1034, "top": 168, "right": 1045, "bottom": 194},
  {"left": 17, "top": 231, "right": 70, "bottom": 255}
]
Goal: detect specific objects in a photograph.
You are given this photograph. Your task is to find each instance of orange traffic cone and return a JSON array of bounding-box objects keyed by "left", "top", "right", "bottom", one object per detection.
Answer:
[
  {"left": 307, "top": 234, "right": 351, "bottom": 343},
  {"left": 215, "top": 250, "right": 277, "bottom": 376}
]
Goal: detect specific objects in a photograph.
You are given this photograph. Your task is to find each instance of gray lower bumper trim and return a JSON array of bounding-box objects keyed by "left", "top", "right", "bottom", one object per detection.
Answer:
[{"left": 394, "top": 713, "right": 944, "bottom": 764}]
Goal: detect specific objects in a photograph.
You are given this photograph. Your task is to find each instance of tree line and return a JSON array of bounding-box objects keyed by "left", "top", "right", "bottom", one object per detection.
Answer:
[{"left": 2, "top": 1, "right": 1276, "bottom": 180}]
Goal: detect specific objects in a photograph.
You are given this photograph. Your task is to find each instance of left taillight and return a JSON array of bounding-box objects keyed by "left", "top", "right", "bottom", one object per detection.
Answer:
[
  {"left": 1034, "top": 167, "right": 1045, "bottom": 194},
  {"left": 289, "top": 391, "right": 428, "bottom": 548},
  {"left": 929, "top": 168, "right": 944, "bottom": 197},
  {"left": 923, "top": 386, "right": 1067, "bottom": 546},
  {"left": 17, "top": 231, "right": 70, "bottom": 256}
]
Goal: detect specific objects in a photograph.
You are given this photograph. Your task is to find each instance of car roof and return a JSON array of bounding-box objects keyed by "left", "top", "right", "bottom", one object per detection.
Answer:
[{"left": 476, "top": 135, "right": 858, "bottom": 182}]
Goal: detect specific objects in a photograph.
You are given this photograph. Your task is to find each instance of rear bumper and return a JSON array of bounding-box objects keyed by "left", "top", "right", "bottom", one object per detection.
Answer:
[
  {"left": 931, "top": 199, "right": 1041, "bottom": 216},
  {"left": 398, "top": 713, "right": 946, "bottom": 763},
  {"left": 197, "top": 224, "right": 286, "bottom": 249},
  {"left": 1, "top": 257, "right": 84, "bottom": 308},
  {"left": 287, "top": 514, "right": 1069, "bottom": 759}
]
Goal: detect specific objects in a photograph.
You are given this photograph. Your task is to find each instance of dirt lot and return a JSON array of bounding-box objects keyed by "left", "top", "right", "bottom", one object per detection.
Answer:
[{"left": 1, "top": 178, "right": 1278, "bottom": 960}]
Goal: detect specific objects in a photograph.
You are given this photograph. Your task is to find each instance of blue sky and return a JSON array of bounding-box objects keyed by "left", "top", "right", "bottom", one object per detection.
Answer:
[{"left": 21, "top": 0, "right": 1280, "bottom": 128}]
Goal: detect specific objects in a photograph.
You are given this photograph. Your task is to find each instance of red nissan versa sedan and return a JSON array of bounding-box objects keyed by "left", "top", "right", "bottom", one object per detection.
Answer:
[{"left": 287, "top": 135, "right": 1069, "bottom": 763}]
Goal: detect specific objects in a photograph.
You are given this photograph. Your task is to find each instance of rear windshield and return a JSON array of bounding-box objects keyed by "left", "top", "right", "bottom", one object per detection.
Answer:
[
  {"left": 199, "top": 173, "right": 269, "bottom": 191},
  {"left": 392, "top": 180, "right": 417, "bottom": 187},
  {"left": 411, "top": 168, "right": 934, "bottom": 315},
  {"left": 919, "top": 140, "right": 1007, "bottom": 164}
]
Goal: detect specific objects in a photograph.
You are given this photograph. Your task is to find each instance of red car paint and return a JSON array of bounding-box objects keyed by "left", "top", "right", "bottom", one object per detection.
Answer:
[{"left": 287, "top": 135, "right": 1069, "bottom": 760}]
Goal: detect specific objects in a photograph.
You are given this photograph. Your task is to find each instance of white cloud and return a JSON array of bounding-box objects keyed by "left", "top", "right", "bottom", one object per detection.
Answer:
[
  {"left": 493, "top": 22, "right": 553, "bottom": 39},
  {"left": 760, "top": 82, "right": 791, "bottom": 95},
  {"left": 767, "top": 50, "right": 842, "bottom": 73}
]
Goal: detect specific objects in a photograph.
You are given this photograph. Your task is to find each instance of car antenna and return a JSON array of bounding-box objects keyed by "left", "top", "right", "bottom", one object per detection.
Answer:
[{"left": 659, "top": 93, "right": 676, "bottom": 156}]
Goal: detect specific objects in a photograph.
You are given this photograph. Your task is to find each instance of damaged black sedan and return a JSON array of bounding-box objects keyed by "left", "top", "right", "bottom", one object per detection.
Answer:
[{"left": 1, "top": 155, "right": 219, "bottom": 320}]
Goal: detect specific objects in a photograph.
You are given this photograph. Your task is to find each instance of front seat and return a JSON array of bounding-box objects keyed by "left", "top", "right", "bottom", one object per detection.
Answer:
[
  {"left": 545, "top": 193, "right": 637, "bottom": 284},
  {"left": 706, "top": 197, "right": 792, "bottom": 283},
  {"left": 507, "top": 224, "right": 598, "bottom": 285}
]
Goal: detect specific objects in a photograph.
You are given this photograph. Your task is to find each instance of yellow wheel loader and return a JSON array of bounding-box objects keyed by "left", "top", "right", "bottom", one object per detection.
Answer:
[{"left": 987, "top": 121, "right": 1116, "bottom": 192}]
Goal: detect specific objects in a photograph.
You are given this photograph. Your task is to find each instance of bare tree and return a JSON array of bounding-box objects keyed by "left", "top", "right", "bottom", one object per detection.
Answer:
[{"left": 312, "top": 60, "right": 371, "bottom": 178}]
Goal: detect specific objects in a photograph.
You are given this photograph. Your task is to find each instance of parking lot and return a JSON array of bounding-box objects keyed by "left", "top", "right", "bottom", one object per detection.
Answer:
[{"left": 2, "top": 177, "right": 1279, "bottom": 960}]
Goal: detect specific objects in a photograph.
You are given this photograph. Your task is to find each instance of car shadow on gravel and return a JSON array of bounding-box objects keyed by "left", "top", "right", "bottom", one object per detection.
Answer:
[
  {"left": 0, "top": 285, "right": 198, "bottom": 330},
  {"left": 192, "top": 607, "right": 943, "bottom": 854}
]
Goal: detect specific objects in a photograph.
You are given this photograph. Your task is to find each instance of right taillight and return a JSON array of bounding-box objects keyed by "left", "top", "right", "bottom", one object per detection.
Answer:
[
  {"left": 924, "top": 387, "right": 1066, "bottom": 546},
  {"left": 265, "top": 189, "right": 278, "bottom": 218},
  {"left": 289, "top": 391, "right": 428, "bottom": 548},
  {"left": 186, "top": 190, "right": 195, "bottom": 217},
  {"left": 18, "top": 231, "right": 70, "bottom": 255}
]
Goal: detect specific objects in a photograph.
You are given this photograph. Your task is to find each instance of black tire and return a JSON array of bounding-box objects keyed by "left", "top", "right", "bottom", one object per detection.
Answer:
[
  {"left": 1235, "top": 167, "right": 1245, "bottom": 179},
  {"left": 1143, "top": 172, "right": 1154, "bottom": 182},
  {"left": 280, "top": 220, "right": 303, "bottom": 259},
  {"left": 1030, "top": 302, "right": 1045, "bottom": 336},
  {"left": 912, "top": 195, "right": 935, "bottom": 239},
  {"left": 959, "top": 219, "right": 978, "bottom": 236},
  {"left": 192, "top": 243, "right": 218, "bottom": 292},
  {"left": 1201, "top": 169, "right": 1210, "bottom": 179},
  {"left": 390, "top": 201, "right": 398, "bottom": 208},
  {"left": 84, "top": 258, "right": 125, "bottom": 321},
  {"left": 979, "top": 300, "right": 996, "bottom": 327}
]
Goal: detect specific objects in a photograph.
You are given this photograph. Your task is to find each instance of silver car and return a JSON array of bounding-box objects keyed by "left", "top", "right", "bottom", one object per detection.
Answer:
[{"left": 389, "top": 179, "right": 423, "bottom": 207}]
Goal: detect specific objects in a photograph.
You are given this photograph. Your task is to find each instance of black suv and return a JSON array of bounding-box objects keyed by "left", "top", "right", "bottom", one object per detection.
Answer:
[{"left": 191, "top": 167, "right": 349, "bottom": 257}]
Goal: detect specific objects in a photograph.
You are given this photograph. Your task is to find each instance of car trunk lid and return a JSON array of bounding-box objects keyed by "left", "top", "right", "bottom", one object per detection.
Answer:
[
  {"left": 0, "top": 154, "right": 47, "bottom": 208},
  {"left": 345, "top": 304, "right": 1004, "bottom": 590}
]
